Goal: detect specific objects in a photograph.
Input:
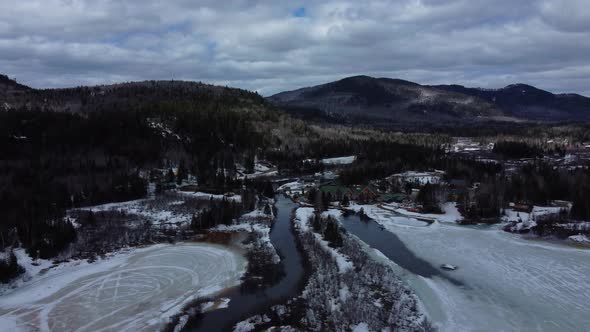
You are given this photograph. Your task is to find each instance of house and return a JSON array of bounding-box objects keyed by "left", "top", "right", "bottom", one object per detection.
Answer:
[
  {"left": 387, "top": 171, "right": 445, "bottom": 188},
  {"left": 350, "top": 185, "right": 379, "bottom": 203},
  {"left": 510, "top": 202, "right": 532, "bottom": 212},
  {"left": 319, "top": 181, "right": 351, "bottom": 201}
]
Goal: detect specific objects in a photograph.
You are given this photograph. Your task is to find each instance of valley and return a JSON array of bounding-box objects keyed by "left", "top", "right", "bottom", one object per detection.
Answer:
[
  {"left": 1, "top": 74, "right": 590, "bottom": 332},
  {"left": 3, "top": 1, "right": 590, "bottom": 330}
]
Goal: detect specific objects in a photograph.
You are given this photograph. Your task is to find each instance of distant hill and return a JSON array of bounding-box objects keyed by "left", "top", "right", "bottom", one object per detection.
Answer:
[
  {"left": 268, "top": 75, "right": 590, "bottom": 124},
  {"left": 0, "top": 74, "right": 32, "bottom": 109},
  {"left": 0, "top": 73, "right": 319, "bottom": 156},
  {"left": 430, "top": 83, "right": 590, "bottom": 121},
  {"left": 0, "top": 76, "right": 266, "bottom": 114}
]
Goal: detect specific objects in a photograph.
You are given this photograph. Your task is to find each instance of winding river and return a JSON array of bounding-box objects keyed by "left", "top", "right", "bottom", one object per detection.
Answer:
[{"left": 188, "top": 195, "right": 305, "bottom": 331}]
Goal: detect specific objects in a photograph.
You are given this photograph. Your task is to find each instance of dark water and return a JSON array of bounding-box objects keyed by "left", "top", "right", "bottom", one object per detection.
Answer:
[
  {"left": 340, "top": 213, "right": 462, "bottom": 286},
  {"left": 187, "top": 195, "right": 304, "bottom": 331}
]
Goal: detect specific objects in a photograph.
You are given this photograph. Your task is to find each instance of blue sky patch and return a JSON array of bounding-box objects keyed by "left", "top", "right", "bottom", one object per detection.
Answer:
[{"left": 293, "top": 7, "right": 306, "bottom": 17}]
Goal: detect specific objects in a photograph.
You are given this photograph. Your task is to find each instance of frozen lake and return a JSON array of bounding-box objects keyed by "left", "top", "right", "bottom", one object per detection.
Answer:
[
  {"left": 0, "top": 243, "right": 246, "bottom": 332},
  {"left": 342, "top": 207, "right": 590, "bottom": 332}
]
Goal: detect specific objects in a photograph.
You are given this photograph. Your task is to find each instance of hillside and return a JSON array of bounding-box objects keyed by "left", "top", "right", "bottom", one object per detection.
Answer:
[
  {"left": 431, "top": 83, "right": 590, "bottom": 121},
  {"left": 268, "top": 75, "right": 505, "bottom": 125},
  {"left": 268, "top": 76, "right": 590, "bottom": 124},
  {"left": 0, "top": 77, "right": 267, "bottom": 114},
  {"left": 0, "top": 76, "right": 297, "bottom": 262},
  {"left": 0, "top": 74, "right": 31, "bottom": 109}
]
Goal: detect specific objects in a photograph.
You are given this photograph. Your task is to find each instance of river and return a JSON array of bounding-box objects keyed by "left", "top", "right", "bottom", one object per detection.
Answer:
[{"left": 188, "top": 195, "right": 305, "bottom": 331}]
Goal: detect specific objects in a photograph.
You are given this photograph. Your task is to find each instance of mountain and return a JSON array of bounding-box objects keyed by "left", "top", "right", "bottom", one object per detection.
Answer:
[
  {"left": 430, "top": 83, "right": 590, "bottom": 121},
  {"left": 0, "top": 74, "right": 32, "bottom": 109},
  {"left": 0, "top": 77, "right": 268, "bottom": 114},
  {"left": 268, "top": 76, "right": 590, "bottom": 124},
  {"left": 268, "top": 75, "right": 505, "bottom": 125}
]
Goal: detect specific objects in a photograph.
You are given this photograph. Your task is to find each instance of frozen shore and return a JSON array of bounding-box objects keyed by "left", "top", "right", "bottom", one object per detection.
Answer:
[
  {"left": 351, "top": 204, "right": 590, "bottom": 331},
  {"left": 0, "top": 243, "right": 246, "bottom": 332}
]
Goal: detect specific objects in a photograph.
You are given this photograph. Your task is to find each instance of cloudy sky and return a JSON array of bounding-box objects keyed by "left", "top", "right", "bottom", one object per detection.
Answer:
[{"left": 1, "top": 0, "right": 589, "bottom": 96}]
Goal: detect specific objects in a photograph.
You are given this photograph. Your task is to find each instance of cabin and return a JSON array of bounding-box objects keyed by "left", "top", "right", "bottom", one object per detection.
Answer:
[
  {"left": 350, "top": 185, "right": 379, "bottom": 203},
  {"left": 510, "top": 202, "right": 532, "bottom": 213},
  {"left": 319, "top": 181, "right": 351, "bottom": 201}
]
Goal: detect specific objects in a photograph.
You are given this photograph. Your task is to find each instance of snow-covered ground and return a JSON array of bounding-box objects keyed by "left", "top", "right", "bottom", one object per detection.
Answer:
[
  {"left": 568, "top": 234, "right": 590, "bottom": 245},
  {"left": 177, "top": 190, "right": 242, "bottom": 202},
  {"left": 451, "top": 137, "right": 494, "bottom": 153},
  {"left": 378, "top": 202, "right": 463, "bottom": 224},
  {"left": 320, "top": 155, "right": 356, "bottom": 165},
  {"left": 351, "top": 204, "right": 431, "bottom": 229},
  {"left": 0, "top": 243, "right": 246, "bottom": 332},
  {"left": 236, "top": 162, "right": 278, "bottom": 179},
  {"left": 293, "top": 208, "right": 353, "bottom": 273},
  {"left": 74, "top": 198, "right": 192, "bottom": 226},
  {"left": 70, "top": 190, "right": 240, "bottom": 228},
  {"left": 277, "top": 181, "right": 303, "bottom": 192},
  {"left": 362, "top": 207, "right": 590, "bottom": 331},
  {"left": 213, "top": 206, "right": 279, "bottom": 264},
  {"left": 502, "top": 206, "right": 573, "bottom": 233}
]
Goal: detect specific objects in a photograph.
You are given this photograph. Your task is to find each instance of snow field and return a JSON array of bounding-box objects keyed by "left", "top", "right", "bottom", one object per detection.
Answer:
[
  {"left": 0, "top": 243, "right": 246, "bottom": 332},
  {"left": 177, "top": 190, "right": 242, "bottom": 202},
  {"left": 370, "top": 211, "right": 590, "bottom": 331},
  {"left": 320, "top": 155, "right": 356, "bottom": 165}
]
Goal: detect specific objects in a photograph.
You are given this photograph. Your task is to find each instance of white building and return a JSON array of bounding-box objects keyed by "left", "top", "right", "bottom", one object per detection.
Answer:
[{"left": 387, "top": 170, "right": 444, "bottom": 187}]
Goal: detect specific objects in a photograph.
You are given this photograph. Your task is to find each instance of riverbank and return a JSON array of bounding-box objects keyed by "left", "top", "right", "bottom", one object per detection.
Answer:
[
  {"left": 236, "top": 205, "right": 430, "bottom": 331},
  {"left": 179, "top": 195, "right": 307, "bottom": 332}
]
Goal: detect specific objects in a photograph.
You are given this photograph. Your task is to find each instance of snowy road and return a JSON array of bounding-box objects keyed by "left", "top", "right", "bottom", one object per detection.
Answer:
[
  {"left": 350, "top": 207, "right": 590, "bottom": 332},
  {"left": 0, "top": 243, "right": 246, "bottom": 332}
]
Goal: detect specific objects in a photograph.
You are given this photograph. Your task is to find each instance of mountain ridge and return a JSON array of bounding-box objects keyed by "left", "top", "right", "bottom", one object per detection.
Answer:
[
  {"left": 3, "top": 74, "right": 589, "bottom": 123},
  {"left": 0, "top": 75, "right": 267, "bottom": 113},
  {"left": 268, "top": 75, "right": 590, "bottom": 123}
]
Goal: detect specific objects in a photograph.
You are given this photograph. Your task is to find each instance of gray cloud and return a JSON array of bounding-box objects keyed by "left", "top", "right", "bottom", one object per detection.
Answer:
[{"left": 1, "top": 0, "right": 589, "bottom": 96}]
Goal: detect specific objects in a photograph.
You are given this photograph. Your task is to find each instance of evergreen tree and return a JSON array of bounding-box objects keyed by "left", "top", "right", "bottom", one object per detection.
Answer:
[
  {"left": 323, "top": 218, "right": 343, "bottom": 248},
  {"left": 341, "top": 194, "right": 350, "bottom": 207},
  {"left": 264, "top": 204, "right": 272, "bottom": 215},
  {"left": 166, "top": 168, "right": 176, "bottom": 183},
  {"left": 177, "top": 159, "right": 188, "bottom": 185}
]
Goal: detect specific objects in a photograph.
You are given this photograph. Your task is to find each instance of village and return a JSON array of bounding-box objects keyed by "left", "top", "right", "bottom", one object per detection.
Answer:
[{"left": 268, "top": 152, "right": 587, "bottom": 246}]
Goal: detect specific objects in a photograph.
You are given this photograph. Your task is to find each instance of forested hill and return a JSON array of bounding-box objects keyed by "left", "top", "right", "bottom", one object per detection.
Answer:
[
  {"left": 0, "top": 76, "right": 293, "bottom": 260},
  {"left": 431, "top": 83, "right": 590, "bottom": 122},
  {"left": 0, "top": 74, "right": 32, "bottom": 106},
  {"left": 267, "top": 75, "right": 505, "bottom": 125},
  {"left": 0, "top": 75, "right": 291, "bottom": 188},
  {"left": 268, "top": 75, "right": 590, "bottom": 124},
  {"left": 0, "top": 75, "right": 266, "bottom": 114}
]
